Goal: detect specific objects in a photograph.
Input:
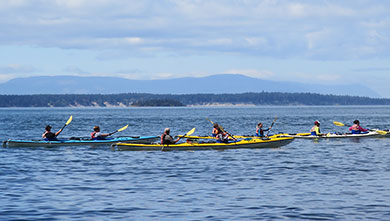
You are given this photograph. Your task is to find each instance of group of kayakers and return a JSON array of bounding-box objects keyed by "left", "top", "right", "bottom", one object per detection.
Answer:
[
  {"left": 42, "top": 119, "right": 370, "bottom": 143},
  {"left": 309, "top": 120, "right": 368, "bottom": 136}
]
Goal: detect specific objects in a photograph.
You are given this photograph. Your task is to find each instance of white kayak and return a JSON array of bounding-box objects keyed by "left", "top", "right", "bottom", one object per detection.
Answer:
[{"left": 290, "top": 131, "right": 382, "bottom": 139}]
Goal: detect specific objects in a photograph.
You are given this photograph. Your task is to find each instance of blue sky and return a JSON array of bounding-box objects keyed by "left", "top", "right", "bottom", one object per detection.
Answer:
[{"left": 1, "top": 0, "right": 390, "bottom": 97}]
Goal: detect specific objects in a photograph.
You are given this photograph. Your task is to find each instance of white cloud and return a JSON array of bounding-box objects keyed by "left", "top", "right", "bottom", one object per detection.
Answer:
[
  {"left": 305, "top": 28, "right": 333, "bottom": 50},
  {"left": 0, "top": 1, "right": 390, "bottom": 59},
  {"left": 288, "top": 3, "right": 306, "bottom": 18}
]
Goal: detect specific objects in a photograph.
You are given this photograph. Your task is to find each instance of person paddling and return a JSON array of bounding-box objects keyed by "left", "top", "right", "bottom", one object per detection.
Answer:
[
  {"left": 161, "top": 128, "right": 181, "bottom": 144},
  {"left": 91, "top": 126, "right": 111, "bottom": 140},
  {"left": 310, "top": 120, "right": 321, "bottom": 136},
  {"left": 42, "top": 125, "right": 63, "bottom": 141},
  {"left": 349, "top": 120, "right": 368, "bottom": 134},
  {"left": 212, "top": 122, "right": 229, "bottom": 143},
  {"left": 256, "top": 122, "right": 270, "bottom": 137}
]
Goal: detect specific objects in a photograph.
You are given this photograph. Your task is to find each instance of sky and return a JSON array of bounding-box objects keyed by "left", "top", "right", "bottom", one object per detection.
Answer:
[{"left": 0, "top": 0, "right": 390, "bottom": 97}]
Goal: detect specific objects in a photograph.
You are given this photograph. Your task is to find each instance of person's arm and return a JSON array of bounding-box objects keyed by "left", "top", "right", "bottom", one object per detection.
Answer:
[
  {"left": 42, "top": 132, "right": 47, "bottom": 138},
  {"left": 359, "top": 126, "right": 368, "bottom": 132},
  {"left": 54, "top": 128, "right": 64, "bottom": 137},
  {"left": 174, "top": 137, "right": 181, "bottom": 143}
]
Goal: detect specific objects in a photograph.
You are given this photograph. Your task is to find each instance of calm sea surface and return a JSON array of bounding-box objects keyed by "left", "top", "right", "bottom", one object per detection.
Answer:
[{"left": 1, "top": 106, "right": 390, "bottom": 220}]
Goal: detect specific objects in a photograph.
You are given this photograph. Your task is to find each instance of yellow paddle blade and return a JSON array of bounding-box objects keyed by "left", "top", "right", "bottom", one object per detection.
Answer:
[
  {"left": 333, "top": 121, "right": 345, "bottom": 127},
  {"left": 375, "top": 130, "right": 388, "bottom": 135},
  {"left": 65, "top": 115, "right": 73, "bottom": 125},
  {"left": 117, "top": 125, "right": 129, "bottom": 132},
  {"left": 185, "top": 128, "right": 196, "bottom": 136}
]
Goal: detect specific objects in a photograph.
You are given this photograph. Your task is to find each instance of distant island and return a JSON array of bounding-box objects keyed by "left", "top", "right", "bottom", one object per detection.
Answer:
[
  {"left": 131, "top": 99, "right": 185, "bottom": 107},
  {"left": 0, "top": 74, "right": 382, "bottom": 98},
  {"left": 1, "top": 92, "right": 390, "bottom": 107}
]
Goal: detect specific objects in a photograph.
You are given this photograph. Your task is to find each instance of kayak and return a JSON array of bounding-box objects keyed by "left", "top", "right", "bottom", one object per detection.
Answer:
[
  {"left": 112, "top": 136, "right": 294, "bottom": 151},
  {"left": 182, "top": 133, "right": 294, "bottom": 140},
  {"left": 288, "top": 131, "right": 382, "bottom": 139},
  {"left": 2, "top": 136, "right": 159, "bottom": 147}
]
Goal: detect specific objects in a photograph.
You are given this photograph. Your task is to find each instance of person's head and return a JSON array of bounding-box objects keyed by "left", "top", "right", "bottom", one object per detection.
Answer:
[
  {"left": 213, "top": 123, "right": 219, "bottom": 128},
  {"left": 314, "top": 120, "right": 320, "bottom": 126},
  {"left": 164, "top": 128, "right": 170, "bottom": 134},
  {"left": 93, "top": 126, "right": 100, "bottom": 132},
  {"left": 257, "top": 122, "right": 263, "bottom": 128},
  {"left": 45, "top": 125, "right": 52, "bottom": 131},
  {"left": 353, "top": 120, "right": 360, "bottom": 125}
]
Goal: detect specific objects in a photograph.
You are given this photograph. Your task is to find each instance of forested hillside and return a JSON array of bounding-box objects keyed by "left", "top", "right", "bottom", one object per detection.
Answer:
[{"left": 1, "top": 92, "right": 390, "bottom": 107}]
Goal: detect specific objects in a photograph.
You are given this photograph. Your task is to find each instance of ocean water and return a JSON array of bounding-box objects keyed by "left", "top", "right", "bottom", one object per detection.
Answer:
[{"left": 1, "top": 106, "right": 390, "bottom": 220}]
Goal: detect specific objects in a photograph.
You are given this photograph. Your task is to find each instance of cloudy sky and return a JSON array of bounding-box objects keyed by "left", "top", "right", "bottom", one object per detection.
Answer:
[{"left": 1, "top": 0, "right": 390, "bottom": 97}]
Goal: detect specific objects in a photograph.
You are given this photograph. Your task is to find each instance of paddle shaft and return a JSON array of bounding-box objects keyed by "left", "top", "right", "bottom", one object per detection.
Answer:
[
  {"left": 266, "top": 117, "right": 277, "bottom": 137},
  {"left": 109, "top": 125, "right": 129, "bottom": 135}
]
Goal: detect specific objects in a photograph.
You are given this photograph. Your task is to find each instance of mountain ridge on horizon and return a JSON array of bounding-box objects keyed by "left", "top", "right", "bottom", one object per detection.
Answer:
[{"left": 0, "top": 74, "right": 381, "bottom": 98}]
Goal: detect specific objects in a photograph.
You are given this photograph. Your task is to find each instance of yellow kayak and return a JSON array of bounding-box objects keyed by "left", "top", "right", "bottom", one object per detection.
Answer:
[{"left": 112, "top": 136, "right": 294, "bottom": 151}]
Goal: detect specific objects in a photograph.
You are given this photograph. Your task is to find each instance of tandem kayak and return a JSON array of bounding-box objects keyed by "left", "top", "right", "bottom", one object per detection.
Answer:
[
  {"left": 2, "top": 136, "right": 159, "bottom": 147},
  {"left": 182, "top": 133, "right": 292, "bottom": 140},
  {"left": 288, "top": 131, "right": 382, "bottom": 139},
  {"left": 112, "top": 136, "right": 294, "bottom": 151}
]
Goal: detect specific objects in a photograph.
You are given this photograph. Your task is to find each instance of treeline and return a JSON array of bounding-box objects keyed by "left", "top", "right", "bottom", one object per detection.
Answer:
[{"left": 1, "top": 92, "right": 390, "bottom": 107}]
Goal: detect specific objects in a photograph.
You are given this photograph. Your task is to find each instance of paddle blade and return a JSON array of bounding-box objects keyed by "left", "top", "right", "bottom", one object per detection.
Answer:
[
  {"left": 185, "top": 128, "right": 196, "bottom": 136},
  {"left": 375, "top": 130, "right": 388, "bottom": 135},
  {"left": 333, "top": 121, "right": 345, "bottom": 127},
  {"left": 117, "top": 125, "right": 129, "bottom": 132},
  {"left": 65, "top": 115, "right": 73, "bottom": 125}
]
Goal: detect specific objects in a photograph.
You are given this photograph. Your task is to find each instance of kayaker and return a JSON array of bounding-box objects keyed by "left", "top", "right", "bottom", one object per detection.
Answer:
[
  {"left": 349, "top": 120, "right": 368, "bottom": 134},
  {"left": 91, "top": 126, "right": 111, "bottom": 140},
  {"left": 256, "top": 122, "right": 270, "bottom": 137},
  {"left": 310, "top": 120, "right": 321, "bottom": 136},
  {"left": 161, "top": 128, "right": 181, "bottom": 144},
  {"left": 212, "top": 123, "right": 229, "bottom": 143},
  {"left": 42, "top": 125, "right": 63, "bottom": 141},
  {"left": 212, "top": 123, "right": 220, "bottom": 137}
]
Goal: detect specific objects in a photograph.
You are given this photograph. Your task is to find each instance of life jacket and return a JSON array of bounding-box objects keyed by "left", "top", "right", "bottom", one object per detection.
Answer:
[
  {"left": 256, "top": 128, "right": 264, "bottom": 137},
  {"left": 91, "top": 131, "right": 105, "bottom": 140},
  {"left": 350, "top": 124, "right": 363, "bottom": 134},
  {"left": 44, "top": 131, "right": 58, "bottom": 141},
  {"left": 310, "top": 125, "right": 320, "bottom": 135},
  {"left": 161, "top": 133, "right": 174, "bottom": 144},
  {"left": 212, "top": 128, "right": 223, "bottom": 137}
]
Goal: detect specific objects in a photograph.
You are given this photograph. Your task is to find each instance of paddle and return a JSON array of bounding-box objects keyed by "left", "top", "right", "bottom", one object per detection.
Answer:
[
  {"left": 333, "top": 121, "right": 387, "bottom": 135},
  {"left": 161, "top": 128, "right": 196, "bottom": 151},
  {"left": 206, "top": 118, "right": 236, "bottom": 140},
  {"left": 109, "top": 125, "right": 129, "bottom": 136},
  {"left": 266, "top": 116, "right": 277, "bottom": 137},
  {"left": 57, "top": 115, "right": 73, "bottom": 136},
  {"left": 180, "top": 127, "right": 196, "bottom": 138}
]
